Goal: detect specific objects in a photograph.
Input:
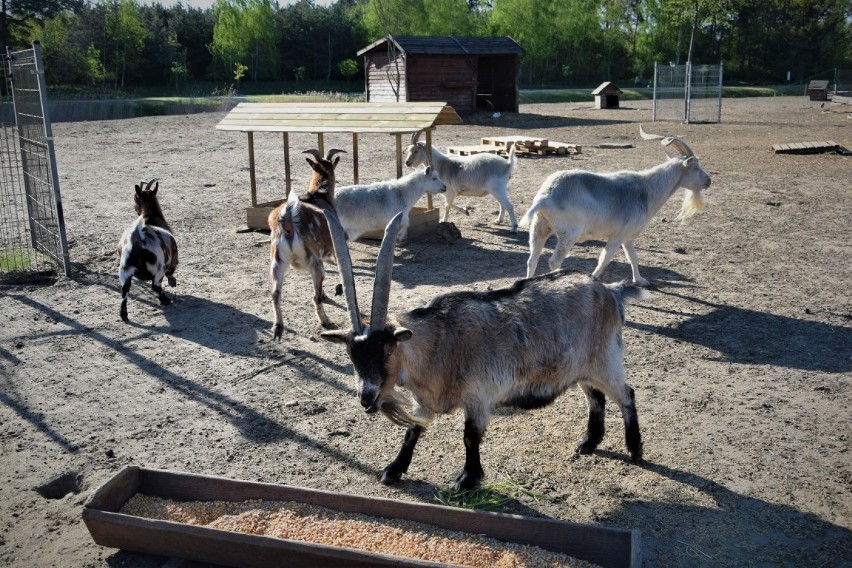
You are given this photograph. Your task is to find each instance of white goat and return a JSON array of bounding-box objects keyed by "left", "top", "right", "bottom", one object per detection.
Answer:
[
  {"left": 334, "top": 166, "right": 446, "bottom": 243},
  {"left": 321, "top": 210, "right": 646, "bottom": 491},
  {"left": 404, "top": 130, "right": 518, "bottom": 231},
  {"left": 117, "top": 179, "right": 178, "bottom": 322},
  {"left": 520, "top": 137, "right": 711, "bottom": 285}
]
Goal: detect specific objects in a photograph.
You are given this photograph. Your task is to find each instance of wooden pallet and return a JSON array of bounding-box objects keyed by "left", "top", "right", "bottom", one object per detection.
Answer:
[
  {"left": 447, "top": 144, "right": 508, "bottom": 156},
  {"left": 772, "top": 141, "right": 839, "bottom": 154},
  {"left": 447, "top": 137, "right": 581, "bottom": 157}
]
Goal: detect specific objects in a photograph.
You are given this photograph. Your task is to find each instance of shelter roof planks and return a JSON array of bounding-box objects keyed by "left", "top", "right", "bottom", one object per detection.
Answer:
[{"left": 216, "top": 101, "right": 462, "bottom": 229}]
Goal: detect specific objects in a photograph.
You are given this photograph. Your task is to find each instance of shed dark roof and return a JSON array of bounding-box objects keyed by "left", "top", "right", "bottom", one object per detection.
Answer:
[{"left": 358, "top": 35, "right": 524, "bottom": 57}]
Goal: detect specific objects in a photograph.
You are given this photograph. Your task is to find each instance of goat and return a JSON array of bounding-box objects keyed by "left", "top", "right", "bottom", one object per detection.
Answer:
[
  {"left": 320, "top": 209, "right": 646, "bottom": 491},
  {"left": 404, "top": 130, "right": 519, "bottom": 232},
  {"left": 269, "top": 148, "right": 345, "bottom": 338},
  {"left": 334, "top": 166, "right": 446, "bottom": 243},
  {"left": 117, "top": 179, "right": 178, "bottom": 322},
  {"left": 520, "top": 137, "right": 711, "bottom": 285}
]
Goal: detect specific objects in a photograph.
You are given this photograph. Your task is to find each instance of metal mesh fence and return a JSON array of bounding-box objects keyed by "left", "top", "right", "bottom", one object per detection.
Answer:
[
  {"left": 1, "top": 43, "right": 70, "bottom": 283},
  {"left": 653, "top": 62, "right": 723, "bottom": 123}
]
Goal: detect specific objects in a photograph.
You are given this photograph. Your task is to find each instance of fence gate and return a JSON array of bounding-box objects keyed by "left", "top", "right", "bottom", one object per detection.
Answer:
[
  {"left": 653, "top": 62, "right": 723, "bottom": 123},
  {"left": 0, "top": 42, "right": 70, "bottom": 283}
]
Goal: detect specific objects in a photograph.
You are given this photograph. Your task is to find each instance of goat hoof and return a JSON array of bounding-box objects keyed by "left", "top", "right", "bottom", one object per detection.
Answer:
[
  {"left": 120, "top": 310, "right": 129, "bottom": 322},
  {"left": 159, "top": 296, "right": 172, "bottom": 306},
  {"left": 334, "top": 284, "right": 343, "bottom": 296},
  {"left": 575, "top": 437, "right": 600, "bottom": 455},
  {"left": 167, "top": 276, "right": 176, "bottom": 287},
  {"left": 452, "top": 469, "right": 483, "bottom": 491},
  {"left": 273, "top": 324, "right": 284, "bottom": 341},
  {"left": 380, "top": 466, "right": 404, "bottom": 485}
]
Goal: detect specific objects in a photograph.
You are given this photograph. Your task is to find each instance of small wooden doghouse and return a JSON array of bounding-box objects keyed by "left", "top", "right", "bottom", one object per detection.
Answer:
[
  {"left": 592, "top": 82, "right": 623, "bottom": 109},
  {"left": 807, "top": 80, "right": 830, "bottom": 101},
  {"left": 357, "top": 35, "right": 524, "bottom": 114}
]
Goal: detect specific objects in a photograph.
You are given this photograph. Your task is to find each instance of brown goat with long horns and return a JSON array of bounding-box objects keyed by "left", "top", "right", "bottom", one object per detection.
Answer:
[{"left": 320, "top": 209, "right": 647, "bottom": 491}]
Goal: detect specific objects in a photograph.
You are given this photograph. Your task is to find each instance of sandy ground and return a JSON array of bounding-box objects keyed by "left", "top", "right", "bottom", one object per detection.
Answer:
[{"left": 1, "top": 96, "right": 850, "bottom": 567}]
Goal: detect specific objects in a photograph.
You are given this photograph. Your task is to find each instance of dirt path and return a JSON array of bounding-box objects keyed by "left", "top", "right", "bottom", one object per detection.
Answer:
[{"left": 1, "top": 96, "right": 850, "bottom": 567}]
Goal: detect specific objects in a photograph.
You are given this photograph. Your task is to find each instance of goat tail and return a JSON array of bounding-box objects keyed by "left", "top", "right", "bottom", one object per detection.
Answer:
[
  {"left": 506, "top": 142, "right": 518, "bottom": 175},
  {"left": 380, "top": 390, "right": 430, "bottom": 430},
  {"left": 518, "top": 199, "right": 541, "bottom": 229},
  {"left": 606, "top": 280, "right": 651, "bottom": 305}
]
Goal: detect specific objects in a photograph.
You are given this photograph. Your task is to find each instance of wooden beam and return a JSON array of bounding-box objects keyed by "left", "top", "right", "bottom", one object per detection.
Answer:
[
  {"left": 282, "top": 132, "right": 291, "bottom": 197},
  {"left": 425, "top": 128, "right": 433, "bottom": 210},
  {"left": 247, "top": 131, "right": 257, "bottom": 207},
  {"left": 352, "top": 133, "right": 359, "bottom": 184},
  {"left": 316, "top": 132, "right": 325, "bottom": 155},
  {"left": 395, "top": 133, "right": 402, "bottom": 178}
]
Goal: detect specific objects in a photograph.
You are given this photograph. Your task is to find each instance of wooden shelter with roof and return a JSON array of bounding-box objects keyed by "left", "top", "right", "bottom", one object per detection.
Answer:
[
  {"left": 592, "top": 82, "right": 623, "bottom": 109},
  {"left": 216, "top": 101, "right": 462, "bottom": 230},
  {"left": 357, "top": 35, "right": 524, "bottom": 114}
]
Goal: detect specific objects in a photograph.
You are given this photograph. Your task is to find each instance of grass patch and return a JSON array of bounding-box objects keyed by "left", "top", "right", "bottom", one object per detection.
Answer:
[
  {"left": 0, "top": 248, "right": 31, "bottom": 271},
  {"left": 434, "top": 473, "right": 546, "bottom": 512}
]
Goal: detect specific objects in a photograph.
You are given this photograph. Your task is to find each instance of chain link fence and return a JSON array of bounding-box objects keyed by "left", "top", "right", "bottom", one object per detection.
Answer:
[
  {"left": 653, "top": 62, "right": 723, "bottom": 123},
  {"left": 1, "top": 42, "right": 70, "bottom": 283}
]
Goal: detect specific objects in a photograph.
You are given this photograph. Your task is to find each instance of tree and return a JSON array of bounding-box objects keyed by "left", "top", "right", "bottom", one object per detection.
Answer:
[
  {"left": 338, "top": 57, "right": 358, "bottom": 89},
  {"left": 1, "top": 0, "right": 83, "bottom": 52},
  {"left": 210, "top": 0, "right": 279, "bottom": 82},
  {"left": 103, "top": 0, "right": 147, "bottom": 89}
]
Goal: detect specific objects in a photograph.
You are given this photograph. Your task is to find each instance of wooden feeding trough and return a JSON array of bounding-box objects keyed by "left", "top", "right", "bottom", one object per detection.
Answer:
[
  {"left": 215, "top": 102, "right": 462, "bottom": 232},
  {"left": 592, "top": 82, "right": 623, "bottom": 109},
  {"left": 83, "top": 466, "right": 641, "bottom": 568}
]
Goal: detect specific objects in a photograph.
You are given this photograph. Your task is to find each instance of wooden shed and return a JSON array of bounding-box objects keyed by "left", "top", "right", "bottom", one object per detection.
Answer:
[
  {"left": 357, "top": 35, "right": 524, "bottom": 114},
  {"left": 592, "top": 82, "right": 622, "bottom": 109}
]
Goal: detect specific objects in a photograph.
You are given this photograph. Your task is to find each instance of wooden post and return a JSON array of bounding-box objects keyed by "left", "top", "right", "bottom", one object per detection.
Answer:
[
  {"left": 247, "top": 131, "right": 257, "bottom": 207},
  {"left": 395, "top": 133, "right": 402, "bottom": 178},
  {"left": 282, "top": 132, "right": 291, "bottom": 197},
  {"left": 317, "top": 133, "right": 325, "bottom": 156},
  {"left": 352, "top": 133, "right": 360, "bottom": 184},
  {"left": 425, "top": 128, "right": 433, "bottom": 210}
]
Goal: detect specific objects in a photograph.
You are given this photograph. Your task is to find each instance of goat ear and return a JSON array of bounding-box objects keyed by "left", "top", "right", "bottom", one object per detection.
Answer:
[
  {"left": 393, "top": 328, "right": 413, "bottom": 342},
  {"left": 332, "top": 156, "right": 340, "bottom": 168},
  {"left": 320, "top": 330, "right": 350, "bottom": 344},
  {"left": 134, "top": 184, "right": 142, "bottom": 196},
  {"left": 682, "top": 156, "right": 695, "bottom": 168},
  {"left": 152, "top": 181, "right": 159, "bottom": 194}
]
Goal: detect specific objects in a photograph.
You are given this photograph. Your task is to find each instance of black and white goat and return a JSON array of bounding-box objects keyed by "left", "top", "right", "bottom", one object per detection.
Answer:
[
  {"left": 117, "top": 179, "right": 178, "bottom": 322},
  {"left": 334, "top": 166, "right": 446, "bottom": 243},
  {"left": 269, "top": 148, "right": 345, "bottom": 337},
  {"left": 321, "top": 210, "right": 646, "bottom": 491},
  {"left": 520, "top": 137, "right": 711, "bottom": 285},
  {"left": 404, "top": 130, "right": 519, "bottom": 231}
]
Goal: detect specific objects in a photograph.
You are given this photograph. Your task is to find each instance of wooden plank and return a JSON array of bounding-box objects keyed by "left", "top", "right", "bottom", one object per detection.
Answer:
[
  {"left": 83, "top": 467, "right": 640, "bottom": 568},
  {"left": 773, "top": 141, "right": 839, "bottom": 154},
  {"left": 447, "top": 144, "right": 506, "bottom": 156}
]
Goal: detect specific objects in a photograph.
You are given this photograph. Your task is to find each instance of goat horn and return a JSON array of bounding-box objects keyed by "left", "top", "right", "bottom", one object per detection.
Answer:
[
  {"left": 302, "top": 149, "right": 323, "bottom": 162},
  {"left": 323, "top": 210, "right": 363, "bottom": 334},
  {"left": 325, "top": 148, "right": 347, "bottom": 160},
  {"left": 410, "top": 130, "right": 421, "bottom": 145},
  {"left": 662, "top": 137, "right": 695, "bottom": 158},
  {"left": 640, "top": 124, "right": 665, "bottom": 140},
  {"left": 369, "top": 212, "right": 404, "bottom": 332},
  {"left": 144, "top": 178, "right": 157, "bottom": 191}
]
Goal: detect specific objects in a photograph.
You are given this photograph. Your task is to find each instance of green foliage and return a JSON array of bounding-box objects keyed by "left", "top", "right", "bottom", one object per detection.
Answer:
[
  {"left": 434, "top": 474, "right": 546, "bottom": 512},
  {"left": 211, "top": 0, "right": 279, "bottom": 82},
  {"left": 21, "top": 0, "right": 852, "bottom": 94}
]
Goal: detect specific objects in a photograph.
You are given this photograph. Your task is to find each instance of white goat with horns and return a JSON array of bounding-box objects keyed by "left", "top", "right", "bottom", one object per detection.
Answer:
[
  {"left": 320, "top": 209, "right": 647, "bottom": 491},
  {"left": 520, "top": 136, "right": 711, "bottom": 285},
  {"left": 404, "top": 130, "right": 519, "bottom": 232}
]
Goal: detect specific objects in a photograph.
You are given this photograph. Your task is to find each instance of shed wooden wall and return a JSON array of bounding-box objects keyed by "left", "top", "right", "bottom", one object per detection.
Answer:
[
  {"left": 365, "top": 52, "right": 408, "bottom": 102},
  {"left": 406, "top": 55, "right": 477, "bottom": 113},
  {"left": 363, "top": 49, "right": 519, "bottom": 113}
]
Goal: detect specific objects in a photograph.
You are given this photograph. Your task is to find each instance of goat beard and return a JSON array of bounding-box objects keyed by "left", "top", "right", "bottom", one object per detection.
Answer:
[
  {"left": 676, "top": 189, "right": 705, "bottom": 224},
  {"left": 379, "top": 390, "right": 430, "bottom": 430}
]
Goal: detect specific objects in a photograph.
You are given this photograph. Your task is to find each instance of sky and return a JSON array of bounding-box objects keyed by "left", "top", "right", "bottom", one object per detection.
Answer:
[{"left": 138, "top": 0, "right": 337, "bottom": 8}]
